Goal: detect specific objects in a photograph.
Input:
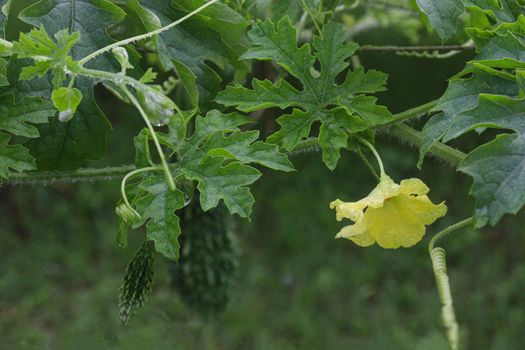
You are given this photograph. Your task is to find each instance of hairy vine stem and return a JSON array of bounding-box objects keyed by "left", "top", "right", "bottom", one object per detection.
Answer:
[
  {"left": 383, "top": 99, "right": 438, "bottom": 126},
  {"left": 1, "top": 165, "right": 137, "bottom": 185},
  {"left": 78, "top": 0, "right": 221, "bottom": 66},
  {"left": 0, "top": 100, "right": 466, "bottom": 186},
  {"left": 387, "top": 124, "right": 466, "bottom": 167}
]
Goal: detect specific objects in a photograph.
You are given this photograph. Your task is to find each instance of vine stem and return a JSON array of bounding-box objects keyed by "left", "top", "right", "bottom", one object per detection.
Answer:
[
  {"left": 78, "top": 0, "right": 221, "bottom": 66},
  {"left": 383, "top": 99, "right": 438, "bottom": 125},
  {"left": 429, "top": 217, "right": 474, "bottom": 253},
  {"left": 1, "top": 101, "right": 466, "bottom": 186},
  {"left": 388, "top": 124, "right": 466, "bottom": 167},
  {"left": 121, "top": 87, "right": 176, "bottom": 191},
  {"left": 1, "top": 165, "right": 137, "bottom": 185}
]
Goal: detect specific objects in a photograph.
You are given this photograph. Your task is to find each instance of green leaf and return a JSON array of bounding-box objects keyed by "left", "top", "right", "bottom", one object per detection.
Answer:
[
  {"left": 16, "top": 75, "right": 112, "bottom": 170},
  {"left": 217, "top": 19, "right": 391, "bottom": 170},
  {"left": 15, "top": 0, "right": 126, "bottom": 169},
  {"left": 202, "top": 130, "right": 294, "bottom": 172},
  {"left": 0, "top": 132, "right": 35, "bottom": 178},
  {"left": 419, "top": 64, "right": 519, "bottom": 166},
  {"left": 0, "top": 0, "right": 11, "bottom": 38},
  {"left": 418, "top": 18, "right": 525, "bottom": 226},
  {"left": 123, "top": 110, "right": 290, "bottom": 259},
  {"left": 126, "top": 0, "right": 248, "bottom": 108},
  {"left": 442, "top": 94, "right": 525, "bottom": 142},
  {"left": 172, "top": 110, "right": 293, "bottom": 218},
  {"left": 135, "top": 177, "right": 186, "bottom": 261},
  {"left": 415, "top": 0, "right": 463, "bottom": 40},
  {"left": 0, "top": 93, "right": 55, "bottom": 138},
  {"left": 180, "top": 157, "right": 260, "bottom": 218},
  {"left": 422, "top": 69, "right": 525, "bottom": 226},
  {"left": 459, "top": 133, "right": 525, "bottom": 228},
  {"left": 466, "top": 0, "right": 525, "bottom": 24}
]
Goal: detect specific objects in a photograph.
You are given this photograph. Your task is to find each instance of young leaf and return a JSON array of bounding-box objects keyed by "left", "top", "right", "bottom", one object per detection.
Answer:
[
  {"left": 217, "top": 19, "right": 392, "bottom": 170},
  {"left": 51, "top": 87, "right": 82, "bottom": 122}
]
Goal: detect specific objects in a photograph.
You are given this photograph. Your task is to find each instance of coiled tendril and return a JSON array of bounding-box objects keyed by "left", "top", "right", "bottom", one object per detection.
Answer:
[
  {"left": 428, "top": 217, "right": 473, "bottom": 350},
  {"left": 430, "top": 247, "right": 458, "bottom": 350}
]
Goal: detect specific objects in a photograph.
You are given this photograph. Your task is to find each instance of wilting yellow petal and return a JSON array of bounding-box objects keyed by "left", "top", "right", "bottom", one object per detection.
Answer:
[
  {"left": 399, "top": 178, "right": 429, "bottom": 196},
  {"left": 329, "top": 175, "right": 399, "bottom": 222},
  {"left": 330, "top": 176, "right": 447, "bottom": 249},
  {"left": 364, "top": 193, "right": 447, "bottom": 248},
  {"left": 335, "top": 222, "right": 375, "bottom": 247}
]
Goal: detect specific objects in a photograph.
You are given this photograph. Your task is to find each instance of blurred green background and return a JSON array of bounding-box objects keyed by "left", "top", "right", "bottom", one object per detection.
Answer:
[{"left": 1, "top": 2, "right": 525, "bottom": 350}]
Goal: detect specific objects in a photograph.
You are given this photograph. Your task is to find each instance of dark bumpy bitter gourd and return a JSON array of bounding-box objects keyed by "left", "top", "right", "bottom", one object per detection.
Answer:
[
  {"left": 118, "top": 239, "right": 156, "bottom": 325},
  {"left": 170, "top": 200, "right": 240, "bottom": 318}
]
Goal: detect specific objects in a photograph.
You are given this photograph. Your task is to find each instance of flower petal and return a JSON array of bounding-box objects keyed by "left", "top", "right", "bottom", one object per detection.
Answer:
[
  {"left": 364, "top": 193, "right": 447, "bottom": 248},
  {"left": 364, "top": 175, "right": 400, "bottom": 209},
  {"left": 330, "top": 199, "right": 366, "bottom": 221},
  {"left": 400, "top": 178, "right": 430, "bottom": 196},
  {"left": 335, "top": 223, "right": 375, "bottom": 247}
]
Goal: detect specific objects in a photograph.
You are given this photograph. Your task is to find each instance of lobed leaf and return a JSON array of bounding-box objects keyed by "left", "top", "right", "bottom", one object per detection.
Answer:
[{"left": 217, "top": 19, "right": 391, "bottom": 170}]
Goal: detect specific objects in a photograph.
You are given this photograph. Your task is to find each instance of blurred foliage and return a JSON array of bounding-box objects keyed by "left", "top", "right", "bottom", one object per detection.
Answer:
[{"left": 1, "top": 1, "right": 524, "bottom": 349}]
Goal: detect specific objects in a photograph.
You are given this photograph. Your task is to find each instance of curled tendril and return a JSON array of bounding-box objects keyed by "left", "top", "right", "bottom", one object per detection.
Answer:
[
  {"left": 116, "top": 202, "right": 142, "bottom": 226},
  {"left": 428, "top": 217, "right": 473, "bottom": 350},
  {"left": 118, "top": 166, "right": 162, "bottom": 225},
  {"left": 161, "top": 76, "right": 179, "bottom": 95},
  {"left": 430, "top": 247, "right": 458, "bottom": 350}
]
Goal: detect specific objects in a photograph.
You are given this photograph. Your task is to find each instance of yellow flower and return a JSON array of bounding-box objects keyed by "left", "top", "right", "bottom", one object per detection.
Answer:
[{"left": 330, "top": 175, "right": 447, "bottom": 249}]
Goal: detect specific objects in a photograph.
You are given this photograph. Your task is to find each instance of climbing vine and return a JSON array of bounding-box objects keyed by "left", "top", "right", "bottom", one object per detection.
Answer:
[{"left": 0, "top": 0, "right": 524, "bottom": 348}]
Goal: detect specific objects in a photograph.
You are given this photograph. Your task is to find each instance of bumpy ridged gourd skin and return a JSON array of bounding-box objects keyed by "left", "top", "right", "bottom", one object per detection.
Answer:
[
  {"left": 118, "top": 240, "right": 156, "bottom": 325},
  {"left": 171, "top": 200, "right": 240, "bottom": 318}
]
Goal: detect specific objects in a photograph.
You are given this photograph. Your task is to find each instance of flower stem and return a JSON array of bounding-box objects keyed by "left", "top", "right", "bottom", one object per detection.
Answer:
[
  {"left": 354, "top": 135, "right": 386, "bottom": 177},
  {"left": 357, "top": 148, "right": 380, "bottom": 180}
]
